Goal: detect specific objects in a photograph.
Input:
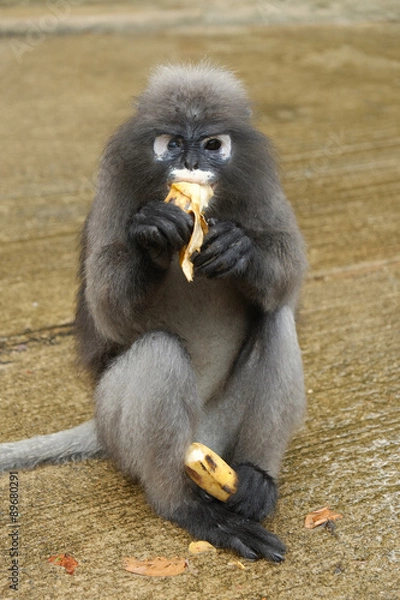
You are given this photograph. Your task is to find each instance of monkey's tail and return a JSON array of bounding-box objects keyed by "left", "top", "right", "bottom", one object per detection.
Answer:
[{"left": 0, "top": 419, "right": 104, "bottom": 472}]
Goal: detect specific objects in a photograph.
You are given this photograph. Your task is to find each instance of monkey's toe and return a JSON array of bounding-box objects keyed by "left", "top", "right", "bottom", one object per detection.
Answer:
[{"left": 170, "top": 496, "right": 286, "bottom": 562}]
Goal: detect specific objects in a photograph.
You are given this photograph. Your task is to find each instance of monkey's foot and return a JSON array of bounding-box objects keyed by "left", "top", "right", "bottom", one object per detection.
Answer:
[{"left": 171, "top": 498, "right": 286, "bottom": 562}]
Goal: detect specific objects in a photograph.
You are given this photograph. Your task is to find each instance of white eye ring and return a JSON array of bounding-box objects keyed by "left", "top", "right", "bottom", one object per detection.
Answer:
[
  {"left": 153, "top": 134, "right": 172, "bottom": 160},
  {"left": 203, "top": 135, "right": 231, "bottom": 160},
  {"left": 154, "top": 133, "right": 232, "bottom": 161}
]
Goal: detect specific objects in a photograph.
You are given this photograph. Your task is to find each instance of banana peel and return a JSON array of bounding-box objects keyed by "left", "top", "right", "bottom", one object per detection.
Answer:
[
  {"left": 164, "top": 182, "right": 214, "bottom": 281},
  {"left": 184, "top": 442, "right": 238, "bottom": 502}
]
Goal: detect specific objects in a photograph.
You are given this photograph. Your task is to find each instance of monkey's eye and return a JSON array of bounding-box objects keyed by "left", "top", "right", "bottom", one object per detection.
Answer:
[
  {"left": 202, "top": 135, "right": 232, "bottom": 161},
  {"left": 167, "top": 137, "right": 184, "bottom": 151},
  {"left": 204, "top": 138, "right": 222, "bottom": 151},
  {"left": 153, "top": 134, "right": 184, "bottom": 160}
]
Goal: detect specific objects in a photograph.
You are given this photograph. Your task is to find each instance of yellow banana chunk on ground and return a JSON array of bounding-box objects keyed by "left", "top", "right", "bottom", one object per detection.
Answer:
[
  {"left": 184, "top": 442, "right": 238, "bottom": 502},
  {"left": 164, "top": 181, "right": 214, "bottom": 281}
]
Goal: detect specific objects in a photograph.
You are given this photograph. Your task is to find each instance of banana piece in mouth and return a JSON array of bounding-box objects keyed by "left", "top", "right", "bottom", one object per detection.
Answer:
[
  {"left": 164, "top": 181, "right": 214, "bottom": 281},
  {"left": 184, "top": 442, "right": 238, "bottom": 502}
]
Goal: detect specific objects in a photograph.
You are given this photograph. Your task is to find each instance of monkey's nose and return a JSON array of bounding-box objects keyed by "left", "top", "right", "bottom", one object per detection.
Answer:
[{"left": 183, "top": 153, "right": 199, "bottom": 170}]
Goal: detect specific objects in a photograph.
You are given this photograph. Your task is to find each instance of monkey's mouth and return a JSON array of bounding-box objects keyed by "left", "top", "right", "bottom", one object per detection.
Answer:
[{"left": 168, "top": 168, "right": 218, "bottom": 187}]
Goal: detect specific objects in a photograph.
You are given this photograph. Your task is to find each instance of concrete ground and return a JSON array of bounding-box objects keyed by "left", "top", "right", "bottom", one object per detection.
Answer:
[{"left": 0, "top": 2, "right": 399, "bottom": 599}]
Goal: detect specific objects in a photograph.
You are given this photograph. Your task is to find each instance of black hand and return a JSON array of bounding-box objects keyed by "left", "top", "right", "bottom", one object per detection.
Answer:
[
  {"left": 226, "top": 463, "right": 278, "bottom": 522},
  {"left": 193, "top": 221, "right": 254, "bottom": 278},
  {"left": 129, "top": 201, "right": 193, "bottom": 266}
]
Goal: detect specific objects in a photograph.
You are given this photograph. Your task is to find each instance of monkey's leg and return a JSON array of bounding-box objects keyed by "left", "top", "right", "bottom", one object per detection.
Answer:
[
  {"left": 95, "top": 331, "right": 286, "bottom": 561},
  {"left": 94, "top": 331, "right": 202, "bottom": 516},
  {"left": 227, "top": 306, "right": 306, "bottom": 523}
]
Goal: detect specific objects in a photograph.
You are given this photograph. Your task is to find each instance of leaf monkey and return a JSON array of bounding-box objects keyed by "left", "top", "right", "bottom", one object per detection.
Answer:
[{"left": 0, "top": 63, "right": 307, "bottom": 561}]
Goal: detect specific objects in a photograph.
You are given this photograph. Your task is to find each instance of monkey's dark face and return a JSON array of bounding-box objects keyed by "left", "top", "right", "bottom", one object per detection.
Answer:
[{"left": 153, "top": 132, "right": 232, "bottom": 186}]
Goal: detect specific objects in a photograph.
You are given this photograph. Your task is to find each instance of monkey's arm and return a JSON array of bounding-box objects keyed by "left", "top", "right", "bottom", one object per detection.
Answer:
[
  {"left": 193, "top": 217, "right": 306, "bottom": 311},
  {"left": 83, "top": 201, "right": 193, "bottom": 343}
]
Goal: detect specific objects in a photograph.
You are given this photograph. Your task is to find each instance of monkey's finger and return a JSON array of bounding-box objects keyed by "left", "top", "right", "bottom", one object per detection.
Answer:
[
  {"left": 194, "top": 252, "right": 250, "bottom": 279},
  {"left": 194, "top": 255, "right": 229, "bottom": 277},
  {"left": 198, "top": 228, "right": 252, "bottom": 268},
  {"left": 133, "top": 211, "right": 193, "bottom": 251},
  {"left": 154, "top": 202, "right": 194, "bottom": 228},
  {"left": 134, "top": 222, "right": 181, "bottom": 251},
  {"left": 154, "top": 218, "right": 193, "bottom": 250},
  {"left": 201, "top": 221, "right": 243, "bottom": 250},
  {"left": 195, "top": 236, "right": 227, "bottom": 264},
  {"left": 139, "top": 202, "right": 194, "bottom": 241},
  {"left": 134, "top": 225, "right": 166, "bottom": 250},
  {"left": 133, "top": 224, "right": 187, "bottom": 257},
  {"left": 203, "top": 232, "right": 252, "bottom": 260}
]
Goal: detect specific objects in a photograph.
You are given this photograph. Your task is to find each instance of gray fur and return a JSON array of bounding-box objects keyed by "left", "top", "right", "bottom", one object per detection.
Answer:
[
  {"left": 0, "top": 63, "right": 307, "bottom": 560},
  {"left": 0, "top": 421, "right": 103, "bottom": 471}
]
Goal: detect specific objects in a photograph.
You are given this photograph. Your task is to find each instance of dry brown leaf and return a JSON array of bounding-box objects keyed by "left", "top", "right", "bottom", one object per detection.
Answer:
[
  {"left": 304, "top": 506, "right": 343, "bottom": 529},
  {"left": 48, "top": 553, "right": 78, "bottom": 575},
  {"left": 123, "top": 556, "right": 187, "bottom": 577},
  {"left": 165, "top": 181, "right": 214, "bottom": 281},
  {"left": 188, "top": 540, "right": 216, "bottom": 554}
]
